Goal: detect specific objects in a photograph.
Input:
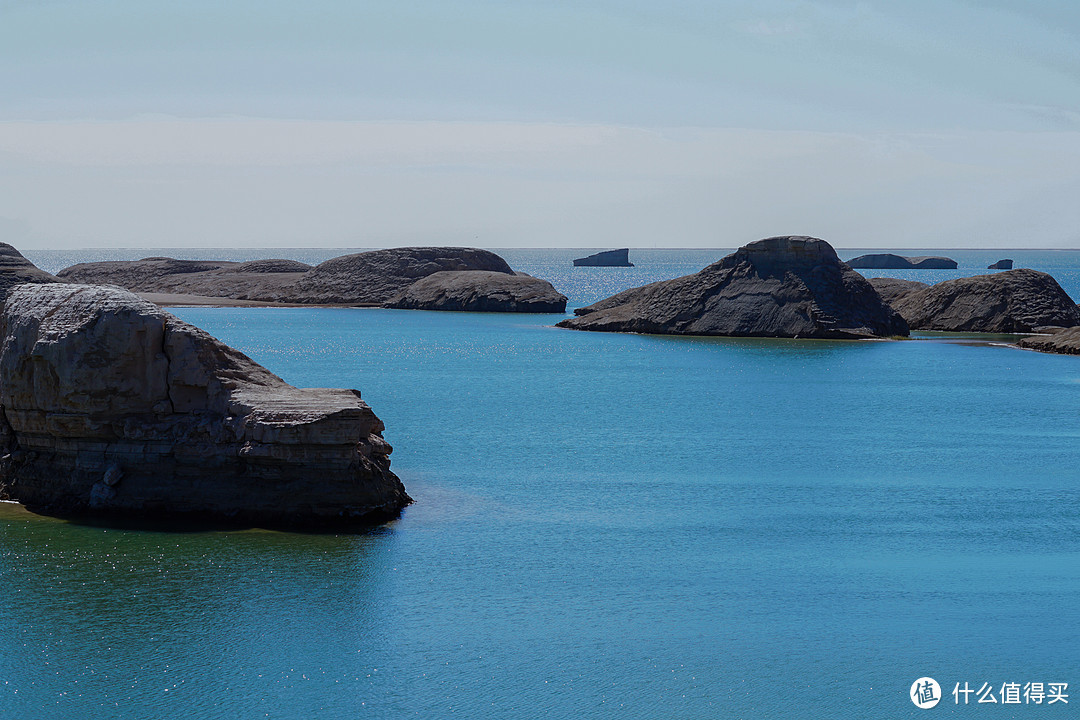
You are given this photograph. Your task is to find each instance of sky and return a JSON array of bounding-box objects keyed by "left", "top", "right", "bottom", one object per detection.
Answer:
[{"left": 2, "top": 0, "right": 1080, "bottom": 249}]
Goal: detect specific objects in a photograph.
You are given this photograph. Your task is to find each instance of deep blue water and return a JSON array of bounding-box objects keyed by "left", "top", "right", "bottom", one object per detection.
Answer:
[{"left": 2, "top": 249, "right": 1079, "bottom": 718}]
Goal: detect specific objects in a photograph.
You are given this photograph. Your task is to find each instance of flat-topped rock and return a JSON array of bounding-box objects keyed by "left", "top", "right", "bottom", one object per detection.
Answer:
[
  {"left": 867, "top": 277, "right": 929, "bottom": 306},
  {"left": 384, "top": 271, "right": 567, "bottom": 312},
  {"left": 0, "top": 243, "right": 59, "bottom": 300},
  {"left": 57, "top": 257, "right": 307, "bottom": 302},
  {"left": 988, "top": 259, "right": 1014, "bottom": 270},
  {"left": 847, "top": 253, "right": 957, "bottom": 269},
  {"left": 1019, "top": 326, "right": 1080, "bottom": 355},
  {"left": 573, "top": 249, "right": 634, "bottom": 267},
  {"left": 58, "top": 247, "right": 565, "bottom": 312},
  {"left": 0, "top": 283, "right": 410, "bottom": 528},
  {"left": 889, "top": 269, "right": 1080, "bottom": 332},
  {"left": 558, "top": 236, "right": 909, "bottom": 339}
]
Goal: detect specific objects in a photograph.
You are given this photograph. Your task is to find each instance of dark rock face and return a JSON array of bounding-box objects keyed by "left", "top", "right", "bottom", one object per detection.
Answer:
[
  {"left": 573, "top": 249, "right": 634, "bottom": 267},
  {"left": 558, "top": 236, "right": 909, "bottom": 339},
  {"left": 988, "top": 259, "right": 1014, "bottom": 270},
  {"left": 292, "top": 247, "right": 515, "bottom": 304},
  {"left": 889, "top": 269, "right": 1080, "bottom": 332},
  {"left": 867, "top": 277, "right": 929, "bottom": 306},
  {"left": 384, "top": 271, "right": 567, "bottom": 312},
  {"left": 0, "top": 243, "right": 59, "bottom": 300},
  {"left": 847, "top": 253, "right": 957, "bottom": 269},
  {"left": 1019, "top": 326, "right": 1080, "bottom": 355},
  {"left": 58, "top": 247, "right": 564, "bottom": 312},
  {"left": 0, "top": 283, "right": 410, "bottom": 528}
]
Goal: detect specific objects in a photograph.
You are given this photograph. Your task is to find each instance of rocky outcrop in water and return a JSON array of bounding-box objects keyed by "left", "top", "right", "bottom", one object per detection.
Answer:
[
  {"left": 558, "top": 236, "right": 909, "bottom": 338},
  {"left": 1019, "top": 326, "right": 1080, "bottom": 355},
  {"left": 846, "top": 253, "right": 957, "bottom": 270},
  {"left": 385, "top": 271, "right": 567, "bottom": 312},
  {"left": 57, "top": 257, "right": 310, "bottom": 302},
  {"left": 0, "top": 243, "right": 59, "bottom": 299},
  {"left": 888, "top": 269, "right": 1080, "bottom": 332},
  {"left": 58, "top": 247, "right": 565, "bottom": 312},
  {"left": 988, "top": 259, "right": 1014, "bottom": 270},
  {"left": 0, "top": 283, "right": 410, "bottom": 528},
  {"left": 573, "top": 249, "right": 634, "bottom": 267}
]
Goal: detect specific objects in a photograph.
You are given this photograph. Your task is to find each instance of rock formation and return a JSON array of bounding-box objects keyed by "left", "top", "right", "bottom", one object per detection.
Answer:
[
  {"left": 573, "top": 249, "right": 634, "bottom": 267},
  {"left": 888, "top": 269, "right": 1080, "bottom": 332},
  {"left": 1019, "top": 327, "right": 1080, "bottom": 355},
  {"left": 558, "top": 236, "right": 909, "bottom": 339},
  {"left": 57, "top": 257, "right": 310, "bottom": 303},
  {"left": 0, "top": 243, "right": 59, "bottom": 300},
  {"left": 384, "top": 271, "right": 567, "bottom": 312},
  {"left": 867, "top": 277, "right": 928, "bottom": 306},
  {"left": 0, "top": 283, "right": 410, "bottom": 528},
  {"left": 58, "top": 247, "right": 566, "bottom": 312},
  {"left": 846, "top": 253, "right": 957, "bottom": 270},
  {"left": 988, "top": 259, "right": 1014, "bottom": 270}
]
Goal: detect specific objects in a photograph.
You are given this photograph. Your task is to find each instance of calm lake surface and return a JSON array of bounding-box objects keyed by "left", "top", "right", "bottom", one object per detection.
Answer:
[{"left": 3, "top": 248, "right": 1079, "bottom": 718}]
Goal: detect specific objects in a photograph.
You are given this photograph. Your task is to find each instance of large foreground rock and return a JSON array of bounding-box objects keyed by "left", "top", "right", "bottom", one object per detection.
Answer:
[
  {"left": 0, "top": 243, "right": 58, "bottom": 299},
  {"left": 58, "top": 247, "right": 565, "bottom": 312},
  {"left": 0, "top": 283, "right": 410, "bottom": 528},
  {"left": 573, "top": 249, "right": 634, "bottom": 267},
  {"left": 384, "top": 271, "right": 567, "bottom": 312},
  {"left": 888, "top": 269, "right": 1080, "bottom": 332},
  {"left": 847, "top": 253, "right": 957, "bottom": 269},
  {"left": 558, "top": 236, "right": 909, "bottom": 338}
]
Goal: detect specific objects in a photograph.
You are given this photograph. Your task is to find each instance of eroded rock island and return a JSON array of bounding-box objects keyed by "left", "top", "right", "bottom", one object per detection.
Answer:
[
  {"left": 573, "top": 249, "right": 634, "bottom": 267},
  {"left": 846, "top": 253, "right": 957, "bottom": 270},
  {"left": 885, "top": 269, "right": 1080, "bottom": 333},
  {"left": 0, "top": 283, "right": 410, "bottom": 528},
  {"left": 558, "top": 236, "right": 909, "bottom": 339},
  {"left": 58, "top": 247, "right": 567, "bottom": 313}
]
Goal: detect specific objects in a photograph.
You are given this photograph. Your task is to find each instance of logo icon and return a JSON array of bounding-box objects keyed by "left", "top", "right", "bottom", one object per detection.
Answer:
[{"left": 911, "top": 677, "right": 941, "bottom": 709}]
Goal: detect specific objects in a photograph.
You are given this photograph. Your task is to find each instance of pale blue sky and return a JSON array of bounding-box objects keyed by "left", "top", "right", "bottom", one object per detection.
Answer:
[{"left": 2, "top": 0, "right": 1080, "bottom": 248}]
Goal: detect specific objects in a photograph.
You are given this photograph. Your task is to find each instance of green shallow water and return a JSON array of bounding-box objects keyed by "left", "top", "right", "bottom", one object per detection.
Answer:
[{"left": 3, "top": 249, "right": 1080, "bottom": 718}]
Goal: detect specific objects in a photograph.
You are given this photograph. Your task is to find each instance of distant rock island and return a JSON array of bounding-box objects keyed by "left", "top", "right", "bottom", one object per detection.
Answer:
[
  {"left": 880, "top": 269, "right": 1080, "bottom": 333},
  {"left": 0, "top": 245, "right": 410, "bottom": 528},
  {"left": 58, "top": 247, "right": 567, "bottom": 313},
  {"left": 988, "top": 259, "right": 1013, "bottom": 270},
  {"left": 846, "top": 253, "right": 958, "bottom": 269},
  {"left": 558, "top": 236, "right": 909, "bottom": 339},
  {"left": 573, "top": 249, "right": 634, "bottom": 267}
]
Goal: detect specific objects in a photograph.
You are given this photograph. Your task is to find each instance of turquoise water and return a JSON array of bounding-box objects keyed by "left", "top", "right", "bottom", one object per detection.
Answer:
[{"left": 3, "top": 250, "right": 1080, "bottom": 718}]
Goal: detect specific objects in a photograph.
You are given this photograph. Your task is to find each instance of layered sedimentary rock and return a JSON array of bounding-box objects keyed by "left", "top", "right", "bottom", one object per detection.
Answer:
[
  {"left": 847, "top": 253, "right": 957, "bottom": 270},
  {"left": 1019, "top": 327, "right": 1080, "bottom": 355},
  {"left": 988, "top": 259, "right": 1014, "bottom": 270},
  {"left": 58, "top": 247, "right": 565, "bottom": 312},
  {"left": 0, "top": 283, "right": 410, "bottom": 527},
  {"left": 0, "top": 243, "right": 58, "bottom": 299},
  {"left": 558, "top": 236, "right": 909, "bottom": 339},
  {"left": 867, "top": 277, "right": 929, "bottom": 306},
  {"left": 384, "top": 271, "right": 567, "bottom": 312},
  {"left": 889, "top": 269, "right": 1080, "bottom": 332},
  {"left": 573, "top": 249, "right": 634, "bottom": 267}
]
